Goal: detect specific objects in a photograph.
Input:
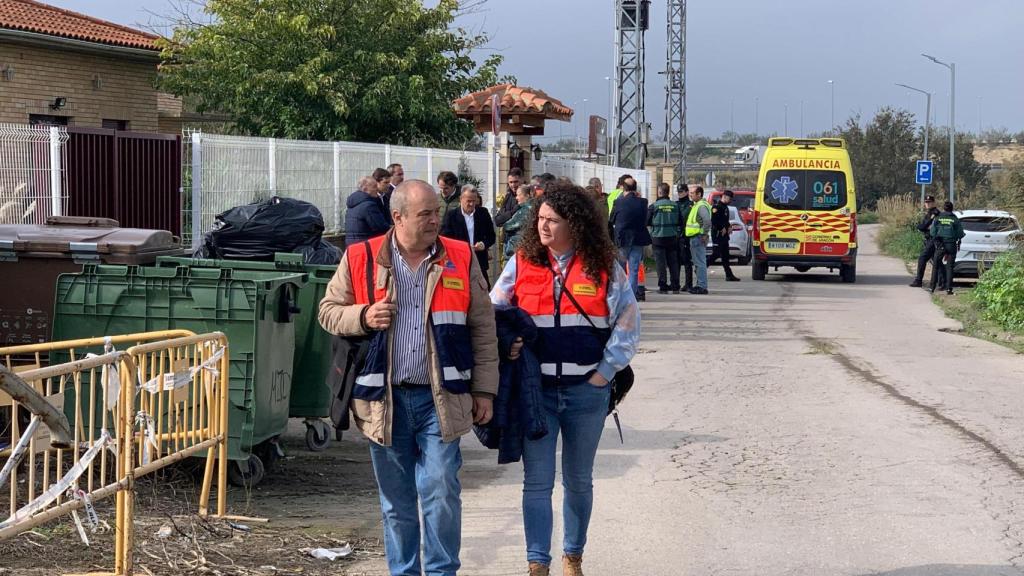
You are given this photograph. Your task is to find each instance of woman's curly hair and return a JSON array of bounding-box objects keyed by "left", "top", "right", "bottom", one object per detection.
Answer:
[{"left": 516, "top": 180, "right": 618, "bottom": 283}]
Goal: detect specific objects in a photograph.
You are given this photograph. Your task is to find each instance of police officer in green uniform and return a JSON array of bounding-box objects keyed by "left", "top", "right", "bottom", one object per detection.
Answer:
[
  {"left": 648, "top": 182, "right": 683, "bottom": 293},
  {"left": 929, "top": 201, "right": 965, "bottom": 294},
  {"left": 676, "top": 185, "right": 695, "bottom": 292}
]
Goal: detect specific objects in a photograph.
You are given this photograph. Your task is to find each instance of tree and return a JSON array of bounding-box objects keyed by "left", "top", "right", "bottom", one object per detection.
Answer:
[
  {"left": 835, "top": 108, "right": 917, "bottom": 208},
  {"left": 157, "top": 0, "right": 507, "bottom": 146},
  {"left": 926, "top": 130, "right": 989, "bottom": 199}
]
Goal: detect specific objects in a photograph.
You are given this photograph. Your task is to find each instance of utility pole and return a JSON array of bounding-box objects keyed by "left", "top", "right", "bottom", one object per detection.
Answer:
[
  {"left": 663, "top": 0, "right": 686, "bottom": 187},
  {"left": 615, "top": 0, "right": 649, "bottom": 169}
]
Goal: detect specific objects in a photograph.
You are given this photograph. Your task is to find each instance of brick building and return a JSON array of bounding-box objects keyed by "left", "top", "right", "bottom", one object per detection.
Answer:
[{"left": 0, "top": 0, "right": 161, "bottom": 131}]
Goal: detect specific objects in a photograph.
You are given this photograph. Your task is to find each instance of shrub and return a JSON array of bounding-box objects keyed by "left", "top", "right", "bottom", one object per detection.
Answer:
[
  {"left": 876, "top": 193, "right": 922, "bottom": 261},
  {"left": 858, "top": 211, "right": 879, "bottom": 225},
  {"left": 973, "top": 249, "right": 1024, "bottom": 331}
]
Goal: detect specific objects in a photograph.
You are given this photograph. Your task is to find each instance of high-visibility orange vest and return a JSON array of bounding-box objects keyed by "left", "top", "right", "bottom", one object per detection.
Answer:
[
  {"left": 347, "top": 235, "right": 475, "bottom": 400},
  {"left": 513, "top": 252, "right": 611, "bottom": 385}
]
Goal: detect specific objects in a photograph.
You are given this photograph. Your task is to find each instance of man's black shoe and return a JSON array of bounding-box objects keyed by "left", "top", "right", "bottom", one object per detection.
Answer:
[
  {"left": 726, "top": 276, "right": 741, "bottom": 282},
  {"left": 688, "top": 287, "right": 708, "bottom": 294},
  {"left": 658, "top": 289, "right": 669, "bottom": 294},
  {"left": 909, "top": 280, "right": 923, "bottom": 287},
  {"left": 947, "top": 290, "right": 954, "bottom": 295},
  {"left": 671, "top": 290, "right": 681, "bottom": 294}
]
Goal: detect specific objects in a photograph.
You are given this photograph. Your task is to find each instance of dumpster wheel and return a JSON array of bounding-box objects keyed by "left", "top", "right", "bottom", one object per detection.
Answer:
[
  {"left": 228, "top": 454, "right": 266, "bottom": 488},
  {"left": 305, "top": 419, "right": 331, "bottom": 451}
]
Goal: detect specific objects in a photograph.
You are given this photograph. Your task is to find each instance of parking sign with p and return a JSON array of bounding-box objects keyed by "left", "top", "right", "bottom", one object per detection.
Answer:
[{"left": 916, "top": 160, "right": 933, "bottom": 185}]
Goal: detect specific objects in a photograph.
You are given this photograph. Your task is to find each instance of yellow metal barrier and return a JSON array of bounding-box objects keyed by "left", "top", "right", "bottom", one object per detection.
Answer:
[{"left": 0, "top": 330, "right": 229, "bottom": 576}]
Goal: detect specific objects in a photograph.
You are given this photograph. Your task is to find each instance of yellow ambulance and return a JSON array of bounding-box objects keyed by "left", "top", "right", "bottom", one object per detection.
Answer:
[{"left": 751, "top": 137, "right": 858, "bottom": 283}]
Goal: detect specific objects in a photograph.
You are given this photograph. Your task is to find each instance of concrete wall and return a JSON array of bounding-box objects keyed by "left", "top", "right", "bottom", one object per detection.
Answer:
[{"left": 0, "top": 41, "right": 158, "bottom": 131}]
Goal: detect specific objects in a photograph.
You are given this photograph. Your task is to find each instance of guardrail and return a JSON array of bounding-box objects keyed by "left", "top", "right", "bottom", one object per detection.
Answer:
[{"left": 0, "top": 330, "right": 229, "bottom": 575}]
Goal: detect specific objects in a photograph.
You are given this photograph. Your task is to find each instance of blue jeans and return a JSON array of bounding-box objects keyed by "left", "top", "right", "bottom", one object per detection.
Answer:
[
  {"left": 618, "top": 246, "right": 644, "bottom": 297},
  {"left": 689, "top": 235, "right": 708, "bottom": 289},
  {"left": 369, "top": 386, "right": 463, "bottom": 576},
  {"left": 522, "top": 383, "right": 611, "bottom": 565}
]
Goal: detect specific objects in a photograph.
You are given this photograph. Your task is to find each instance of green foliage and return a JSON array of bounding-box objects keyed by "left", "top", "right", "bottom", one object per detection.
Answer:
[
  {"left": 157, "top": 0, "right": 508, "bottom": 146},
  {"left": 926, "top": 130, "right": 990, "bottom": 197},
  {"left": 858, "top": 211, "right": 879, "bottom": 225},
  {"left": 835, "top": 108, "right": 919, "bottom": 209},
  {"left": 876, "top": 193, "right": 923, "bottom": 261},
  {"left": 973, "top": 249, "right": 1024, "bottom": 330}
]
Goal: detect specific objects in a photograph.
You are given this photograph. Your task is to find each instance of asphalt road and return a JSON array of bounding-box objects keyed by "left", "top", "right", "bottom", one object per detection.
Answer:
[{"left": 452, "top": 224, "right": 1024, "bottom": 576}]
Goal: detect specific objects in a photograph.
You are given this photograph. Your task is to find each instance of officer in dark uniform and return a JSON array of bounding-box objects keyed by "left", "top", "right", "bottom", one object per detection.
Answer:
[
  {"left": 677, "top": 184, "right": 695, "bottom": 292},
  {"left": 929, "top": 201, "right": 965, "bottom": 295},
  {"left": 909, "top": 195, "right": 943, "bottom": 288},
  {"left": 708, "top": 190, "right": 741, "bottom": 282}
]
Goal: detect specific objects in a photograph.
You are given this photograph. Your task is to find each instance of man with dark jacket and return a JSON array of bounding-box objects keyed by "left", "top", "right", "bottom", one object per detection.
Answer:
[
  {"left": 437, "top": 171, "right": 461, "bottom": 220},
  {"left": 929, "top": 201, "right": 965, "bottom": 295},
  {"left": 647, "top": 182, "right": 682, "bottom": 293},
  {"left": 708, "top": 190, "right": 741, "bottom": 282},
  {"left": 344, "top": 176, "right": 391, "bottom": 246},
  {"left": 677, "top": 187, "right": 695, "bottom": 291},
  {"left": 441, "top": 185, "right": 497, "bottom": 286},
  {"left": 493, "top": 167, "right": 524, "bottom": 227},
  {"left": 609, "top": 177, "right": 652, "bottom": 300},
  {"left": 910, "top": 195, "right": 943, "bottom": 288},
  {"left": 383, "top": 163, "right": 404, "bottom": 219}
]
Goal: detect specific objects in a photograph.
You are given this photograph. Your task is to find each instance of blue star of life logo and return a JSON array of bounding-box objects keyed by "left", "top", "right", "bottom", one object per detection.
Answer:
[{"left": 771, "top": 177, "right": 799, "bottom": 203}]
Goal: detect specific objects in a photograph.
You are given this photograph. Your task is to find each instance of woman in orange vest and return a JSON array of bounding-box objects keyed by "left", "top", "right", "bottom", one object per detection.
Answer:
[{"left": 490, "top": 180, "right": 641, "bottom": 576}]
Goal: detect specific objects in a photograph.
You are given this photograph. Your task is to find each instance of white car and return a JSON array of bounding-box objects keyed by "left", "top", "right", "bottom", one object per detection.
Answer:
[
  {"left": 952, "top": 210, "right": 1022, "bottom": 277},
  {"left": 706, "top": 205, "right": 752, "bottom": 265}
]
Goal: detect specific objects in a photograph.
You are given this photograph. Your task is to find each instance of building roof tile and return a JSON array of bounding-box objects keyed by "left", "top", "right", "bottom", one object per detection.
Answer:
[
  {"left": 0, "top": 0, "right": 159, "bottom": 51},
  {"left": 453, "top": 84, "right": 573, "bottom": 121}
]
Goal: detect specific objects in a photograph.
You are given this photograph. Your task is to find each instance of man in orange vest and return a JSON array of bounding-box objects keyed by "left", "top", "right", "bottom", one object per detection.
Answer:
[{"left": 319, "top": 180, "right": 498, "bottom": 576}]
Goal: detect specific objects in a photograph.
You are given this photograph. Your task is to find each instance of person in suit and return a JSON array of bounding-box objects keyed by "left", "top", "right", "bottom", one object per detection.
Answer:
[
  {"left": 442, "top": 184, "right": 497, "bottom": 287},
  {"left": 383, "top": 163, "right": 404, "bottom": 219},
  {"left": 609, "top": 177, "right": 652, "bottom": 300}
]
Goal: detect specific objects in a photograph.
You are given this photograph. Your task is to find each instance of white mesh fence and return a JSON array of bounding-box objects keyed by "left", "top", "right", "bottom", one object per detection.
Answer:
[
  {"left": 533, "top": 157, "right": 652, "bottom": 199},
  {"left": 184, "top": 132, "right": 642, "bottom": 248},
  {"left": 0, "top": 124, "right": 68, "bottom": 225}
]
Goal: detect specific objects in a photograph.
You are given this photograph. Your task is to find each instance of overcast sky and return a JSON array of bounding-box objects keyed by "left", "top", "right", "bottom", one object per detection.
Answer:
[{"left": 56, "top": 0, "right": 1024, "bottom": 142}]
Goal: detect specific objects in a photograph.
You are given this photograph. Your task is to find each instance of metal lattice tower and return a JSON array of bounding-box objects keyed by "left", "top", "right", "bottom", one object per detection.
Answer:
[
  {"left": 614, "top": 0, "right": 648, "bottom": 169},
  {"left": 664, "top": 0, "right": 686, "bottom": 189}
]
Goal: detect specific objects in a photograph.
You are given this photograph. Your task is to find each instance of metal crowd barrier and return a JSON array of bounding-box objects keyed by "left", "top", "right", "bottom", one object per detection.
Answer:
[{"left": 0, "top": 330, "right": 229, "bottom": 575}]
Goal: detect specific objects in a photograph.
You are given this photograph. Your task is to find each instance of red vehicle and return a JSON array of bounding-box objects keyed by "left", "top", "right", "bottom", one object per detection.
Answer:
[{"left": 707, "top": 189, "right": 756, "bottom": 227}]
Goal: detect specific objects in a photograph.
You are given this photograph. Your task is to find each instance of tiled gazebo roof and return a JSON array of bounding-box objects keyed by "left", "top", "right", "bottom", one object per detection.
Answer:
[{"left": 453, "top": 84, "right": 573, "bottom": 135}]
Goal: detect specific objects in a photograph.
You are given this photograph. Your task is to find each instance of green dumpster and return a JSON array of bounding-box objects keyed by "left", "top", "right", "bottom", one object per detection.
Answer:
[
  {"left": 52, "top": 263, "right": 307, "bottom": 486},
  {"left": 156, "top": 253, "right": 337, "bottom": 452}
]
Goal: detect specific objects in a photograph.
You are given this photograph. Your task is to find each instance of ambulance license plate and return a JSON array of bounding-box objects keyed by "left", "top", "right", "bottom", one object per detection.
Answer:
[{"left": 766, "top": 240, "right": 797, "bottom": 250}]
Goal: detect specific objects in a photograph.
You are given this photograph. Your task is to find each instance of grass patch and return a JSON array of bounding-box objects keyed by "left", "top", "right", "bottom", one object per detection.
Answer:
[
  {"left": 804, "top": 337, "right": 838, "bottom": 355},
  {"left": 876, "top": 194, "right": 923, "bottom": 262},
  {"left": 858, "top": 211, "right": 880, "bottom": 225},
  {"left": 932, "top": 286, "right": 1024, "bottom": 354}
]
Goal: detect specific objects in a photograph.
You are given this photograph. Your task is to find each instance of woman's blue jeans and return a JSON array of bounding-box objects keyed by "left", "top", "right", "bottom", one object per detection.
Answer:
[{"left": 521, "top": 382, "right": 611, "bottom": 565}]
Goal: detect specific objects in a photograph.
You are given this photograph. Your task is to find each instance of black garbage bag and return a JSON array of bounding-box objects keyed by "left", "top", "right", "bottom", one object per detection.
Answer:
[
  {"left": 297, "top": 238, "right": 342, "bottom": 265},
  {"left": 195, "top": 197, "right": 338, "bottom": 262}
]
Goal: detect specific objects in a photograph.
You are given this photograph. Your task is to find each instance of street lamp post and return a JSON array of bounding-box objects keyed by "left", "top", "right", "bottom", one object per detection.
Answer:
[
  {"left": 923, "top": 53, "right": 956, "bottom": 202},
  {"left": 827, "top": 80, "right": 834, "bottom": 133},
  {"left": 754, "top": 97, "right": 759, "bottom": 137},
  {"left": 800, "top": 100, "right": 804, "bottom": 137},
  {"left": 896, "top": 83, "right": 932, "bottom": 204}
]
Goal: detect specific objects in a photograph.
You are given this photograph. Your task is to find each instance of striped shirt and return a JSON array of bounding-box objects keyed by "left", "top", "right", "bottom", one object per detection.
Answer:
[{"left": 389, "top": 242, "right": 436, "bottom": 386}]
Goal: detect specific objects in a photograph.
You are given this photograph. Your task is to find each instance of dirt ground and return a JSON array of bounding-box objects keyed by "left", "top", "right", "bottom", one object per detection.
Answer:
[{"left": 0, "top": 420, "right": 390, "bottom": 576}]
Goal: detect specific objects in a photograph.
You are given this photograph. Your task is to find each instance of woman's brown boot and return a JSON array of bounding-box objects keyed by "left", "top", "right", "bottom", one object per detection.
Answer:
[
  {"left": 562, "top": 554, "right": 584, "bottom": 576},
  {"left": 528, "top": 561, "right": 550, "bottom": 576}
]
